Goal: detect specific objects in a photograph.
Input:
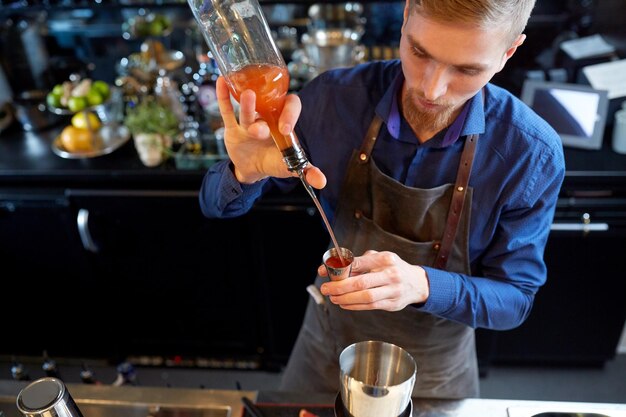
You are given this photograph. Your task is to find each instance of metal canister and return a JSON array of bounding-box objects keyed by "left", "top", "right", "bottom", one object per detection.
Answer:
[{"left": 16, "top": 377, "right": 84, "bottom": 417}]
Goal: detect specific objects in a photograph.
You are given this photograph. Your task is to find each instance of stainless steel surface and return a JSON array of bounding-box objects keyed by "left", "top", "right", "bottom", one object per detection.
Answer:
[
  {"left": 507, "top": 404, "right": 626, "bottom": 417},
  {"left": 13, "top": 91, "right": 60, "bottom": 132},
  {"left": 0, "top": 102, "right": 13, "bottom": 133},
  {"left": 528, "top": 414, "right": 610, "bottom": 417},
  {"left": 16, "top": 378, "right": 83, "bottom": 417},
  {"left": 334, "top": 393, "right": 412, "bottom": 417},
  {"left": 51, "top": 125, "right": 131, "bottom": 159},
  {"left": 0, "top": 381, "right": 254, "bottom": 417},
  {"left": 77, "top": 209, "right": 98, "bottom": 253},
  {"left": 339, "top": 341, "right": 416, "bottom": 417},
  {"left": 2, "top": 380, "right": 626, "bottom": 417},
  {"left": 307, "top": 2, "right": 365, "bottom": 31},
  {"left": 300, "top": 28, "right": 365, "bottom": 75}
]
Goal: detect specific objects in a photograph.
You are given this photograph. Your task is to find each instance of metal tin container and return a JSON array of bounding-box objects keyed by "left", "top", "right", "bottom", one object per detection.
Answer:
[
  {"left": 16, "top": 377, "right": 84, "bottom": 417},
  {"left": 339, "top": 341, "right": 416, "bottom": 417}
]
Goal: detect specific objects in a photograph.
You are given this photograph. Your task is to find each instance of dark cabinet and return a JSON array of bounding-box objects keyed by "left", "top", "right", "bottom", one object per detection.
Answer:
[
  {"left": 69, "top": 189, "right": 266, "bottom": 362},
  {"left": 0, "top": 184, "right": 329, "bottom": 370},
  {"left": 478, "top": 186, "right": 626, "bottom": 368},
  {"left": 0, "top": 190, "right": 89, "bottom": 278},
  {"left": 1, "top": 188, "right": 266, "bottom": 365},
  {"left": 0, "top": 190, "right": 94, "bottom": 357},
  {"left": 248, "top": 194, "right": 330, "bottom": 368}
]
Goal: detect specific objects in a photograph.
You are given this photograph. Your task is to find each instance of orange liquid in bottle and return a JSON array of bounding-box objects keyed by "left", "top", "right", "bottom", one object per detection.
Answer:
[
  {"left": 227, "top": 64, "right": 293, "bottom": 151},
  {"left": 227, "top": 64, "right": 345, "bottom": 264}
]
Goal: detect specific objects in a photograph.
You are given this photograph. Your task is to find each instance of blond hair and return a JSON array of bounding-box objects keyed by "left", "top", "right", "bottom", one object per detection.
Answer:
[{"left": 408, "top": 0, "right": 536, "bottom": 45}]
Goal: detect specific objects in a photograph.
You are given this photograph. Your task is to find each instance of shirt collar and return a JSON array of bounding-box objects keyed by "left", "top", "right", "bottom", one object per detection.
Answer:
[{"left": 375, "top": 69, "right": 486, "bottom": 147}]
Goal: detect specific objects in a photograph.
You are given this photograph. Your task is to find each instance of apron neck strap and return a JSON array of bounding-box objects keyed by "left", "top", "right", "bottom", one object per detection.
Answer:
[
  {"left": 357, "top": 115, "right": 384, "bottom": 164},
  {"left": 434, "top": 133, "right": 478, "bottom": 269}
]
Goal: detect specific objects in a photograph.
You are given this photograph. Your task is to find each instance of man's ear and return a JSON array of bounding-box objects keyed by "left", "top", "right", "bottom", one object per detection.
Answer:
[
  {"left": 498, "top": 34, "right": 526, "bottom": 72},
  {"left": 402, "top": 0, "right": 411, "bottom": 32}
]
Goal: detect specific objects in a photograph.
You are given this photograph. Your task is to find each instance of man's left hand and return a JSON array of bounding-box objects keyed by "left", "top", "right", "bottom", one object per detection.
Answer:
[{"left": 318, "top": 250, "right": 430, "bottom": 311}]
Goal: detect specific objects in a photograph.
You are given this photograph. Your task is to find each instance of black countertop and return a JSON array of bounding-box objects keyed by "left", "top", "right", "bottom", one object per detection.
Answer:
[
  {"left": 1, "top": 118, "right": 626, "bottom": 193},
  {"left": 0, "top": 121, "right": 203, "bottom": 190}
]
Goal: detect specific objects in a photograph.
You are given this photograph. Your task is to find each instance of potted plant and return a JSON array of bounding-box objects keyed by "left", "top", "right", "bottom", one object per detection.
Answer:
[{"left": 124, "top": 97, "right": 181, "bottom": 166}]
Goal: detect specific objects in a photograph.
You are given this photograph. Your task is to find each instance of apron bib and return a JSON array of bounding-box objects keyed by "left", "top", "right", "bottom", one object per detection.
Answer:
[{"left": 281, "top": 114, "right": 480, "bottom": 399}]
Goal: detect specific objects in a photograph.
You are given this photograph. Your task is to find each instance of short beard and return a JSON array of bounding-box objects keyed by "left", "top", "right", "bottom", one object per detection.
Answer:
[{"left": 402, "top": 87, "right": 456, "bottom": 136}]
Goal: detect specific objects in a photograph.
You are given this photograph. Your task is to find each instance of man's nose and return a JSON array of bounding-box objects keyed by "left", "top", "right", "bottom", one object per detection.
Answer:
[{"left": 421, "top": 64, "right": 448, "bottom": 101}]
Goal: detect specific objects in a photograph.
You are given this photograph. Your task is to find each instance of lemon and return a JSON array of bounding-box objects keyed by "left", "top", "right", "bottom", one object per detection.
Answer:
[{"left": 71, "top": 112, "right": 101, "bottom": 131}]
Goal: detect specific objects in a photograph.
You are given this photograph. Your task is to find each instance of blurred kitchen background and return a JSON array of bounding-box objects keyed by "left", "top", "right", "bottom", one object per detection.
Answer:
[{"left": 1, "top": 0, "right": 625, "bottom": 404}]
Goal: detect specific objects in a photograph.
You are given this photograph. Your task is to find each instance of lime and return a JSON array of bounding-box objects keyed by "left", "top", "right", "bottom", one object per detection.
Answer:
[
  {"left": 136, "top": 21, "right": 150, "bottom": 36},
  {"left": 71, "top": 111, "right": 101, "bottom": 131},
  {"left": 154, "top": 14, "right": 170, "bottom": 29},
  {"left": 92, "top": 80, "right": 110, "bottom": 100},
  {"left": 68, "top": 96, "right": 88, "bottom": 112},
  {"left": 46, "top": 92, "right": 61, "bottom": 108},
  {"left": 51, "top": 84, "right": 64, "bottom": 96},
  {"left": 148, "top": 21, "right": 164, "bottom": 36},
  {"left": 86, "top": 89, "right": 104, "bottom": 106}
]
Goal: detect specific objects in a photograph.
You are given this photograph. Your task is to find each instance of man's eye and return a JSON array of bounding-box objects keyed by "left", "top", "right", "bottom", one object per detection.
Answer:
[
  {"left": 411, "top": 47, "right": 426, "bottom": 58},
  {"left": 458, "top": 68, "right": 480, "bottom": 76}
]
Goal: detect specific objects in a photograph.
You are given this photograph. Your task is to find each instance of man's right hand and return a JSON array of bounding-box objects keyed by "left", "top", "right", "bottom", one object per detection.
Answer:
[{"left": 215, "top": 76, "right": 326, "bottom": 189}]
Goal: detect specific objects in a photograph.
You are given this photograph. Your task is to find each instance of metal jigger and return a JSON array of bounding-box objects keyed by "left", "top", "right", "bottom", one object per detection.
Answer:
[{"left": 323, "top": 247, "right": 354, "bottom": 281}]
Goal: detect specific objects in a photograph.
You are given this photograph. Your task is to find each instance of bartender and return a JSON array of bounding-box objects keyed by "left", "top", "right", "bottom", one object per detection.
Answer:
[{"left": 199, "top": 0, "right": 565, "bottom": 399}]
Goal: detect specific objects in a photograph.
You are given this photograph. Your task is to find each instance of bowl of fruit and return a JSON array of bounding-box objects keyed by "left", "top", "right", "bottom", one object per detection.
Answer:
[
  {"left": 53, "top": 109, "right": 130, "bottom": 159},
  {"left": 46, "top": 77, "right": 112, "bottom": 115}
]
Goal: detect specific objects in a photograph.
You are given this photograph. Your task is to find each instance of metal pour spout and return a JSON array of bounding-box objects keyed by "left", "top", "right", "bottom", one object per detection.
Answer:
[
  {"left": 296, "top": 167, "right": 317, "bottom": 203},
  {"left": 292, "top": 157, "right": 344, "bottom": 257}
]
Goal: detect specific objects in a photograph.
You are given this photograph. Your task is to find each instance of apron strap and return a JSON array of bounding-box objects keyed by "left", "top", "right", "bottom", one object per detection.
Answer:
[
  {"left": 357, "top": 115, "right": 384, "bottom": 163},
  {"left": 356, "top": 105, "right": 480, "bottom": 270},
  {"left": 434, "top": 133, "right": 478, "bottom": 269}
]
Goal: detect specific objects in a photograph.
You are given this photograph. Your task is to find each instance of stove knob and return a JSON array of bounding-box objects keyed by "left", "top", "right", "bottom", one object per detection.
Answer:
[
  {"left": 80, "top": 363, "right": 98, "bottom": 384},
  {"left": 113, "top": 361, "right": 137, "bottom": 386},
  {"left": 11, "top": 361, "right": 30, "bottom": 381},
  {"left": 42, "top": 351, "right": 61, "bottom": 379}
]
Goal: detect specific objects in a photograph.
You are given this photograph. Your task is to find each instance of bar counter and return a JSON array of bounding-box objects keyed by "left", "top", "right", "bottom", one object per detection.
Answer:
[{"left": 2, "top": 380, "right": 626, "bottom": 417}]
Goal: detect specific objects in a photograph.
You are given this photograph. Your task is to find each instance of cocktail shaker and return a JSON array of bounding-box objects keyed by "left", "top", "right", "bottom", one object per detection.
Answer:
[
  {"left": 16, "top": 377, "right": 84, "bottom": 417},
  {"left": 338, "top": 341, "right": 416, "bottom": 417}
]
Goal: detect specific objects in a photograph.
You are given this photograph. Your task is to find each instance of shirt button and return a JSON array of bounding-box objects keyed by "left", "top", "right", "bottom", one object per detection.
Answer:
[
  {"left": 359, "top": 153, "right": 368, "bottom": 161},
  {"left": 433, "top": 243, "right": 441, "bottom": 251},
  {"left": 354, "top": 210, "right": 362, "bottom": 219}
]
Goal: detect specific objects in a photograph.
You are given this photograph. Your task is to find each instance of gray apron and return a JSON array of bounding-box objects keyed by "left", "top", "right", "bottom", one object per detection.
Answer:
[{"left": 280, "top": 114, "right": 480, "bottom": 399}]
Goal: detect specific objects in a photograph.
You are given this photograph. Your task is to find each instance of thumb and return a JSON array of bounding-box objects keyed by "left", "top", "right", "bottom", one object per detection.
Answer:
[
  {"left": 304, "top": 165, "right": 327, "bottom": 190},
  {"left": 349, "top": 250, "right": 379, "bottom": 274}
]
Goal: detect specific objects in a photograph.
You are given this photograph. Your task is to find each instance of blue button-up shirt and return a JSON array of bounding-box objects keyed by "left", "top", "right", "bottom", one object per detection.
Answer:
[{"left": 199, "top": 60, "right": 566, "bottom": 331}]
